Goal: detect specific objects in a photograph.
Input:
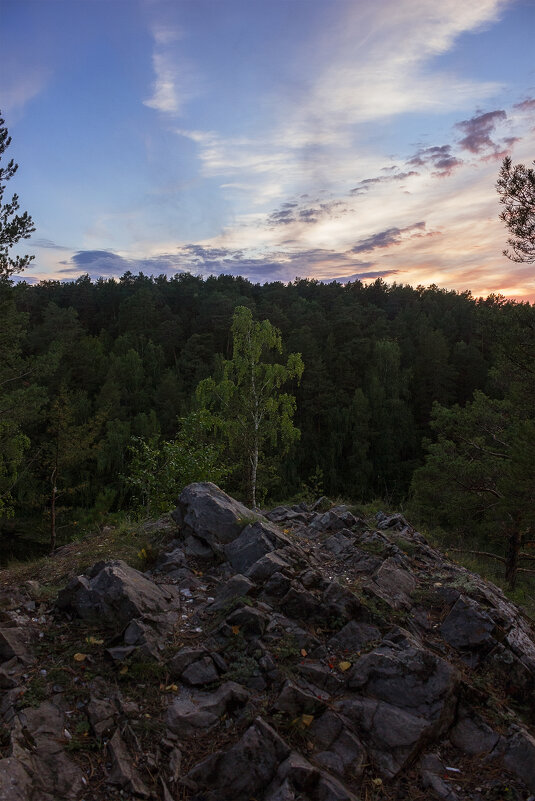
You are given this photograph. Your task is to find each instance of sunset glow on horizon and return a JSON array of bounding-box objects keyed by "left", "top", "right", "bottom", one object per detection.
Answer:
[{"left": 3, "top": 0, "right": 535, "bottom": 301}]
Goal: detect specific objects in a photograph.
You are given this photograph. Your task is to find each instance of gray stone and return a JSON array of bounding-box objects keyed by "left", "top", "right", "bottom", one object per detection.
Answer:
[
  {"left": 173, "top": 482, "right": 252, "bottom": 544},
  {"left": 225, "top": 519, "right": 289, "bottom": 573},
  {"left": 0, "top": 757, "right": 33, "bottom": 801},
  {"left": 183, "top": 717, "right": 290, "bottom": 799},
  {"left": 247, "top": 551, "right": 290, "bottom": 582},
  {"left": 108, "top": 728, "right": 150, "bottom": 797},
  {"left": 297, "top": 662, "right": 345, "bottom": 694},
  {"left": 440, "top": 595, "right": 495, "bottom": 650},
  {"left": 181, "top": 656, "right": 219, "bottom": 686},
  {"left": 166, "top": 681, "right": 250, "bottom": 737},
  {"left": 322, "top": 582, "right": 362, "bottom": 621},
  {"left": 209, "top": 573, "right": 255, "bottom": 611},
  {"left": 503, "top": 728, "right": 535, "bottom": 791},
  {"left": 263, "top": 571, "right": 292, "bottom": 599},
  {"left": 274, "top": 680, "right": 326, "bottom": 716},
  {"left": 227, "top": 605, "right": 267, "bottom": 635},
  {"left": 449, "top": 710, "right": 500, "bottom": 755},
  {"left": 10, "top": 701, "right": 84, "bottom": 800},
  {"left": 328, "top": 620, "right": 381, "bottom": 653},
  {"left": 279, "top": 586, "right": 318, "bottom": 620},
  {"left": 56, "top": 559, "right": 178, "bottom": 628},
  {"left": 87, "top": 696, "right": 116, "bottom": 737},
  {"left": 0, "top": 628, "right": 32, "bottom": 665},
  {"left": 168, "top": 647, "right": 207, "bottom": 678},
  {"left": 371, "top": 558, "right": 417, "bottom": 610}
]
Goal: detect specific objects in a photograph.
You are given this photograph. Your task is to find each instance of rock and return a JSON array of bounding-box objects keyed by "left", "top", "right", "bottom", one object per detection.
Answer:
[
  {"left": 227, "top": 605, "right": 268, "bottom": 636},
  {"left": 247, "top": 551, "right": 291, "bottom": 582},
  {"left": 370, "top": 558, "right": 417, "bottom": 610},
  {"left": 209, "top": 573, "right": 255, "bottom": 611},
  {"left": 0, "top": 757, "right": 33, "bottom": 801},
  {"left": 183, "top": 717, "right": 290, "bottom": 800},
  {"left": 321, "top": 582, "right": 362, "bottom": 622},
  {"left": 87, "top": 696, "right": 117, "bottom": 737},
  {"left": 10, "top": 701, "right": 84, "bottom": 800},
  {"left": 172, "top": 482, "right": 253, "bottom": 547},
  {"left": 420, "top": 753, "right": 459, "bottom": 800},
  {"left": 0, "top": 628, "right": 32, "bottom": 665},
  {"left": 449, "top": 709, "right": 500, "bottom": 755},
  {"left": 297, "top": 662, "right": 345, "bottom": 694},
  {"left": 168, "top": 646, "right": 207, "bottom": 678},
  {"left": 181, "top": 656, "right": 219, "bottom": 686},
  {"left": 263, "top": 572, "right": 292, "bottom": 599},
  {"left": 328, "top": 621, "right": 381, "bottom": 653},
  {"left": 166, "top": 682, "right": 250, "bottom": 737},
  {"left": 440, "top": 595, "right": 495, "bottom": 651},
  {"left": 279, "top": 586, "right": 318, "bottom": 620},
  {"left": 108, "top": 728, "right": 150, "bottom": 797},
  {"left": 225, "top": 520, "right": 293, "bottom": 574},
  {"left": 56, "top": 559, "right": 178, "bottom": 628},
  {"left": 274, "top": 680, "right": 326, "bottom": 716},
  {"left": 502, "top": 728, "right": 535, "bottom": 791}
]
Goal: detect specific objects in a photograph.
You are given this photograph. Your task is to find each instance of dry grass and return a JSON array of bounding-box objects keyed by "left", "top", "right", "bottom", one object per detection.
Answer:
[{"left": 0, "top": 517, "right": 171, "bottom": 593}]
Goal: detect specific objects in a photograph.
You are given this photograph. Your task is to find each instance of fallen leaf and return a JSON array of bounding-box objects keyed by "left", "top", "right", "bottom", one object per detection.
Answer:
[
  {"left": 338, "top": 661, "right": 351, "bottom": 672},
  {"left": 372, "top": 778, "right": 383, "bottom": 787},
  {"left": 73, "top": 653, "right": 87, "bottom": 662},
  {"left": 301, "top": 714, "right": 314, "bottom": 727},
  {"left": 165, "top": 684, "right": 178, "bottom": 691},
  {"left": 85, "top": 636, "right": 104, "bottom": 646},
  {"left": 231, "top": 625, "right": 241, "bottom": 635},
  {"left": 119, "top": 666, "right": 128, "bottom": 675},
  {"left": 300, "top": 649, "right": 308, "bottom": 657}
]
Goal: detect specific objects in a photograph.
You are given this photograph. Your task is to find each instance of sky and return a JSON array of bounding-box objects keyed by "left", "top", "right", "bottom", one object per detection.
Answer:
[{"left": 2, "top": 0, "right": 535, "bottom": 299}]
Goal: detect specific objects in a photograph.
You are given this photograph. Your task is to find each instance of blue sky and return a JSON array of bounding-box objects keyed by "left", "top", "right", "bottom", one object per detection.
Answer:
[{"left": 3, "top": 0, "right": 535, "bottom": 299}]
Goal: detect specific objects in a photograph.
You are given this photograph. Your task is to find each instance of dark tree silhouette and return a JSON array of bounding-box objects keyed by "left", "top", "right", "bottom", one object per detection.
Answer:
[
  {"left": 497, "top": 156, "right": 535, "bottom": 263},
  {"left": 0, "top": 112, "right": 35, "bottom": 279}
]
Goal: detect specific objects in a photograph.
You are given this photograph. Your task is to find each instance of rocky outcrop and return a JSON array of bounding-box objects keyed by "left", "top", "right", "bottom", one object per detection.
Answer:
[{"left": 1, "top": 483, "right": 534, "bottom": 800}]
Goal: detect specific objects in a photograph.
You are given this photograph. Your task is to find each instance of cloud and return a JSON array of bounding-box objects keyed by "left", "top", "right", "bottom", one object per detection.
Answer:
[
  {"left": 321, "top": 269, "right": 400, "bottom": 284},
  {"left": 455, "top": 109, "right": 507, "bottom": 154},
  {"left": 143, "top": 27, "right": 198, "bottom": 115},
  {"left": 350, "top": 170, "right": 419, "bottom": 194},
  {"left": 2, "top": 68, "right": 49, "bottom": 113},
  {"left": 352, "top": 222, "right": 426, "bottom": 254},
  {"left": 267, "top": 199, "right": 346, "bottom": 227},
  {"left": 407, "top": 145, "right": 463, "bottom": 176},
  {"left": 513, "top": 98, "right": 535, "bottom": 113},
  {"left": 31, "top": 238, "right": 71, "bottom": 251}
]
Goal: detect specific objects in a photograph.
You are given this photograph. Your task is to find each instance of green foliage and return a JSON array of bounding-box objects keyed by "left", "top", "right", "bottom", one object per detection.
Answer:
[
  {"left": 124, "top": 411, "right": 229, "bottom": 514},
  {"left": 0, "top": 111, "right": 35, "bottom": 279},
  {"left": 497, "top": 155, "right": 535, "bottom": 263},
  {"left": 196, "top": 306, "right": 304, "bottom": 507}
]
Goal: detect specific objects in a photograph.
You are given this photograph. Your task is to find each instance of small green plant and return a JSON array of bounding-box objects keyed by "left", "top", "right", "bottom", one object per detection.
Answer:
[
  {"left": 236, "top": 513, "right": 262, "bottom": 529},
  {"left": 16, "top": 676, "right": 47, "bottom": 709}
]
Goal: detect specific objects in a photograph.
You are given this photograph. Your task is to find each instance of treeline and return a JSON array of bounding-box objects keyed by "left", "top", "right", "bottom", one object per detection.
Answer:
[{"left": 0, "top": 271, "right": 533, "bottom": 551}]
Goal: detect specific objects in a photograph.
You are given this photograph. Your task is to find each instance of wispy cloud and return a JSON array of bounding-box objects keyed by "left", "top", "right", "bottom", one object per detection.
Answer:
[
  {"left": 143, "top": 26, "right": 198, "bottom": 115},
  {"left": 455, "top": 109, "right": 507, "bottom": 154},
  {"left": 351, "top": 222, "right": 426, "bottom": 254}
]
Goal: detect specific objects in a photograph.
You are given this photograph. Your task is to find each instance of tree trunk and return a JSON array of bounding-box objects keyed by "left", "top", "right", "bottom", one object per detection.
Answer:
[
  {"left": 50, "top": 466, "right": 57, "bottom": 554},
  {"left": 249, "top": 442, "right": 258, "bottom": 510},
  {"left": 505, "top": 528, "right": 522, "bottom": 589}
]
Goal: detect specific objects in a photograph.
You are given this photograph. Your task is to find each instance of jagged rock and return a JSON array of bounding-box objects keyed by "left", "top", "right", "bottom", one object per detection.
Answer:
[
  {"left": 181, "top": 656, "right": 219, "bottom": 686},
  {"left": 168, "top": 646, "right": 207, "bottom": 677},
  {"left": 337, "top": 629, "right": 459, "bottom": 777},
  {"left": 225, "top": 519, "right": 294, "bottom": 573},
  {"left": 374, "top": 557, "right": 417, "bottom": 605},
  {"left": 502, "top": 727, "right": 535, "bottom": 791},
  {"left": 279, "top": 586, "right": 318, "bottom": 620},
  {"left": 209, "top": 573, "right": 255, "bottom": 611},
  {"left": 420, "top": 753, "right": 459, "bottom": 800},
  {"left": 274, "top": 680, "right": 326, "bottom": 716},
  {"left": 8, "top": 702, "right": 84, "bottom": 800},
  {"left": 440, "top": 595, "right": 495, "bottom": 651},
  {"left": 182, "top": 718, "right": 290, "bottom": 800},
  {"left": 87, "top": 696, "right": 117, "bottom": 737},
  {"left": 0, "top": 628, "right": 32, "bottom": 665},
  {"left": 56, "top": 559, "right": 178, "bottom": 628},
  {"left": 263, "top": 571, "right": 292, "bottom": 599},
  {"left": 321, "top": 582, "right": 362, "bottom": 622},
  {"left": 328, "top": 620, "right": 381, "bottom": 653},
  {"left": 227, "top": 605, "right": 268, "bottom": 635},
  {"left": 449, "top": 708, "right": 500, "bottom": 755},
  {"left": 309, "top": 507, "right": 360, "bottom": 534},
  {"left": 172, "top": 482, "right": 252, "bottom": 547},
  {"left": 0, "top": 757, "right": 32, "bottom": 801},
  {"left": 108, "top": 728, "right": 151, "bottom": 797},
  {"left": 297, "top": 661, "right": 345, "bottom": 694},
  {"left": 247, "top": 551, "right": 291, "bottom": 582},
  {"left": 166, "top": 681, "right": 250, "bottom": 737}
]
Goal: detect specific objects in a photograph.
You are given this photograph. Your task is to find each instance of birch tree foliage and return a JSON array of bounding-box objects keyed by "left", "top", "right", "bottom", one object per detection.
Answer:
[{"left": 196, "top": 306, "right": 304, "bottom": 508}]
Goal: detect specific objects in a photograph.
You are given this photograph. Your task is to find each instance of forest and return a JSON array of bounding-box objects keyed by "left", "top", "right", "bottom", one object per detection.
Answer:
[{"left": 1, "top": 270, "right": 533, "bottom": 578}]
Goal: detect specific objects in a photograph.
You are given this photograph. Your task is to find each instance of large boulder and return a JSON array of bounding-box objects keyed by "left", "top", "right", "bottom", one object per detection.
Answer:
[
  {"left": 172, "top": 482, "right": 253, "bottom": 550},
  {"left": 56, "top": 559, "right": 178, "bottom": 628}
]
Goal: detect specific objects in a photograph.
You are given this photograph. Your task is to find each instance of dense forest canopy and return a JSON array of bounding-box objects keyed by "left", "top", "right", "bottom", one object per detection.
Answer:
[{"left": 1, "top": 270, "right": 533, "bottom": 561}]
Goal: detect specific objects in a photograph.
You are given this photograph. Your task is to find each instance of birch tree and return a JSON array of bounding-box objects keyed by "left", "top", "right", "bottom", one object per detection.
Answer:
[{"left": 196, "top": 306, "right": 304, "bottom": 508}]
